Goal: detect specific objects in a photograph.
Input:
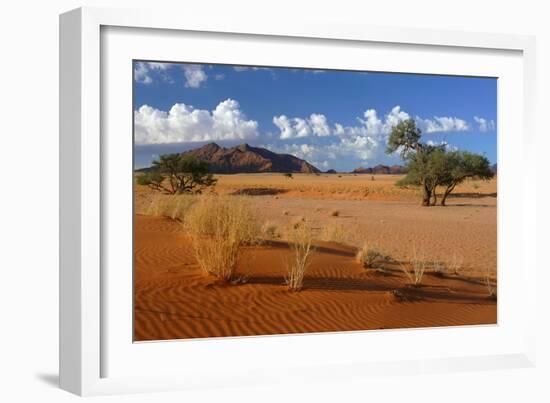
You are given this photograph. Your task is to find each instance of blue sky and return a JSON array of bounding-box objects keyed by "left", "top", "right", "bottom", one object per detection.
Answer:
[{"left": 134, "top": 61, "right": 497, "bottom": 171}]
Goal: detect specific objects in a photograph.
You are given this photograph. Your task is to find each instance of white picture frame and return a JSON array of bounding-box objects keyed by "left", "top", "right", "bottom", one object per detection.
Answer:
[{"left": 59, "top": 6, "right": 537, "bottom": 396}]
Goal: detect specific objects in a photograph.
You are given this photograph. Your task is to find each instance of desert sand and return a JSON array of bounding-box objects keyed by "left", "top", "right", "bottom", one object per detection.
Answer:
[{"left": 134, "top": 174, "right": 497, "bottom": 341}]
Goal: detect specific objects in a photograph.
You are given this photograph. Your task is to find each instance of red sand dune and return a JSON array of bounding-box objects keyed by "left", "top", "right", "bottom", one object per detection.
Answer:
[{"left": 134, "top": 215, "right": 496, "bottom": 341}]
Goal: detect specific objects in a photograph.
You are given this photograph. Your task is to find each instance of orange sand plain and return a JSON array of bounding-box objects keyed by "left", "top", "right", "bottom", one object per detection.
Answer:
[{"left": 134, "top": 174, "right": 497, "bottom": 341}]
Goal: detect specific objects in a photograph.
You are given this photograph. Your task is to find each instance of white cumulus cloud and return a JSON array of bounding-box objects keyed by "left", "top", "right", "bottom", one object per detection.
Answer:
[
  {"left": 134, "top": 99, "right": 258, "bottom": 144},
  {"left": 416, "top": 116, "right": 469, "bottom": 133},
  {"left": 474, "top": 116, "right": 496, "bottom": 132},
  {"left": 272, "top": 113, "right": 334, "bottom": 139},
  {"left": 268, "top": 105, "right": 476, "bottom": 170},
  {"left": 309, "top": 114, "right": 331, "bottom": 136},
  {"left": 267, "top": 133, "right": 383, "bottom": 170},
  {"left": 134, "top": 62, "right": 172, "bottom": 84},
  {"left": 182, "top": 65, "right": 208, "bottom": 88},
  {"left": 273, "top": 106, "right": 472, "bottom": 140}
]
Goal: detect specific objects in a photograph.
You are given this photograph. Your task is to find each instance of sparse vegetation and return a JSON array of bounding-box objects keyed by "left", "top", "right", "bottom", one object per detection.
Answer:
[
  {"left": 330, "top": 209, "right": 340, "bottom": 217},
  {"left": 400, "top": 246, "right": 427, "bottom": 286},
  {"left": 185, "top": 195, "right": 260, "bottom": 281},
  {"left": 144, "top": 194, "right": 196, "bottom": 220},
  {"left": 387, "top": 119, "right": 493, "bottom": 206},
  {"left": 283, "top": 173, "right": 294, "bottom": 179},
  {"left": 448, "top": 253, "right": 463, "bottom": 275},
  {"left": 138, "top": 154, "right": 217, "bottom": 194},
  {"left": 356, "top": 244, "right": 382, "bottom": 268},
  {"left": 285, "top": 221, "right": 314, "bottom": 291},
  {"left": 320, "top": 224, "right": 347, "bottom": 244},
  {"left": 432, "top": 260, "right": 446, "bottom": 277}
]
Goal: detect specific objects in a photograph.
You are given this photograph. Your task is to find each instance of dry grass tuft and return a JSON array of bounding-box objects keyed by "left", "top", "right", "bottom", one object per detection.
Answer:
[
  {"left": 285, "top": 221, "right": 314, "bottom": 291},
  {"left": 329, "top": 209, "right": 340, "bottom": 217},
  {"left": 184, "top": 195, "right": 260, "bottom": 281},
  {"left": 431, "top": 260, "right": 447, "bottom": 277},
  {"left": 400, "top": 246, "right": 427, "bottom": 286},
  {"left": 448, "top": 253, "right": 463, "bottom": 275},
  {"left": 145, "top": 194, "right": 196, "bottom": 221},
  {"left": 320, "top": 223, "right": 347, "bottom": 244},
  {"left": 356, "top": 244, "right": 382, "bottom": 268}
]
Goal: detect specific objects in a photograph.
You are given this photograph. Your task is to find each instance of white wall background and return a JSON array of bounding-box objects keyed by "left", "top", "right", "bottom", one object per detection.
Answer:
[{"left": 0, "top": 1, "right": 547, "bottom": 402}]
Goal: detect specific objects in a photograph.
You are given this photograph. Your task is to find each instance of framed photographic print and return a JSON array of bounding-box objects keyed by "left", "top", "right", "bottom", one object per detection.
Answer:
[{"left": 60, "top": 6, "right": 537, "bottom": 396}]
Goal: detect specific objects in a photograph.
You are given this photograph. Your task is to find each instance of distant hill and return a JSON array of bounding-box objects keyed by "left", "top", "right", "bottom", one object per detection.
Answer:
[
  {"left": 352, "top": 164, "right": 406, "bottom": 175},
  {"left": 139, "top": 143, "right": 321, "bottom": 174}
]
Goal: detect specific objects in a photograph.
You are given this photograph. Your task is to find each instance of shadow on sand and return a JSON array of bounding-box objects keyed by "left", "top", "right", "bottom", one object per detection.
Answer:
[{"left": 230, "top": 187, "right": 289, "bottom": 196}]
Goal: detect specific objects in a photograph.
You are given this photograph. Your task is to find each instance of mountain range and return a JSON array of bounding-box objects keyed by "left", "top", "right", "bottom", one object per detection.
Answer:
[
  {"left": 352, "top": 165, "right": 406, "bottom": 175},
  {"left": 136, "top": 143, "right": 417, "bottom": 175},
  {"left": 155, "top": 143, "right": 322, "bottom": 174}
]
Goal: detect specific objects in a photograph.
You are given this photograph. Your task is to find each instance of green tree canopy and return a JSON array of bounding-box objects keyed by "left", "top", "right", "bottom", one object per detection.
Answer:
[
  {"left": 386, "top": 118, "right": 423, "bottom": 159},
  {"left": 437, "top": 151, "right": 494, "bottom": 205},
  {"left": 137, "top": 154, "right": 217, "bottom": 194}
]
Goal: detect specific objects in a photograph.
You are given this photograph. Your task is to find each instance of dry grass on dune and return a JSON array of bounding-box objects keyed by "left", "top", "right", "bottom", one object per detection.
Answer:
[
  {"left": 399, "top": 246, "right": 427, "bottom": 286},
  {"left": 141, "top": 193, "right": 197, "bottom": 221},
  {"left": 285, "top": 221, "right": 315, "bottom": 291},
  {"left": 320, "top": 223, "right": 347, "bottom": 244},
  {"left": 133, "top": 173, "right": 497, "bottom": 340},
  {"left": 134, "top": 214, "right": 497, "bottom": 341},
  {"left": 356, "top": 244, "right": 383, "bottom": 269},
  {"left": 184, "top": 195, "right": 261, "bottom": 282}
]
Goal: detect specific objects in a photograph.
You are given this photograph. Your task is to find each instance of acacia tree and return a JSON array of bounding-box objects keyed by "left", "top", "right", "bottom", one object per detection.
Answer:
[
  {"left": 137, "top": 154, "right": 217, "bottom": 194},
  {"left": 402, "top": 147, "right": 449, "bottom": 206},
  {"left": 386, "top": 119, "right": 434, "bottom": 206},
  {"left": 438, "top": 151, "right": 494, "bottom": 206},
  {"left": 388, "top": 119, "right": 494, "bottom": 206}
]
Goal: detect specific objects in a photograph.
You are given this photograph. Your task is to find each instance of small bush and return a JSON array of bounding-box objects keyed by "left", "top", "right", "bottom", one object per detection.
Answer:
[
  {"left": 356, "top": 244, "right": 381, "bottom": 268},
  {"left": 185, "top": 195, "right": 260, "bottom": 281},
  {"left": 285, "top": 221, "right": 314, "bottom": 291},
  {"left": 261, "top": 221, "right": 279, "bottom": 239},
  {"left": 329, "top": 209, "right": 340, "bottom": 217},
  {"left": 400, "top": 246, "right": 426, "bottom": 286}
]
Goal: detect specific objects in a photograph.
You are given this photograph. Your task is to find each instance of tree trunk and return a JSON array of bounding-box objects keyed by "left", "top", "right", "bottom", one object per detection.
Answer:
[
  {"left": 441, "top": 192, "right": 448, "bottom": 206},
  {"left": 431, "top": 187, "right": 438, "bottom": 206},
  {"left": 421, "top": 182, "right": 431, "bottom": 206},
  {"left": 441, "top": 183, "right": 456, "bottom": 206}
]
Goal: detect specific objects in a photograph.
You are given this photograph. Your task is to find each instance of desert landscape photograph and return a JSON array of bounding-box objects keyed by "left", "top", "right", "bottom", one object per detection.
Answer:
[{"left": 133, "top": 61, "right": 497, "bottom": 341}]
